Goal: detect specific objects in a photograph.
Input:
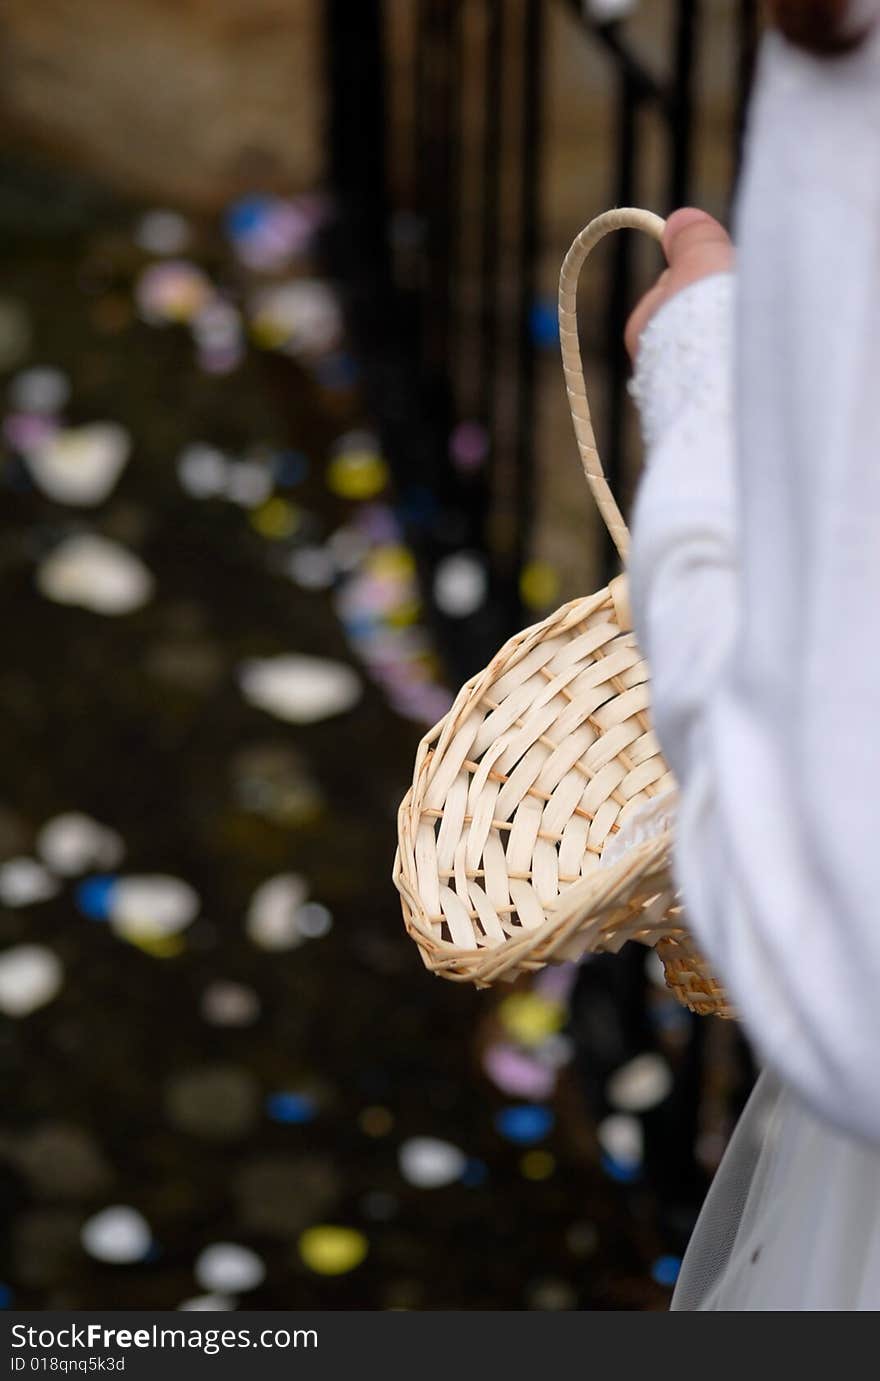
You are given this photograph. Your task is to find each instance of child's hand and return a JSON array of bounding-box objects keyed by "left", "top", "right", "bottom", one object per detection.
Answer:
[{"left": 625, "top": 208, "right": 734, "bottom": 364}]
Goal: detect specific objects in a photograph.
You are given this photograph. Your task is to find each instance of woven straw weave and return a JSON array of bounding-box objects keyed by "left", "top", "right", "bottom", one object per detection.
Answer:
[{"left": 393, "top": 209, "right": 731, "bottom": 1018}]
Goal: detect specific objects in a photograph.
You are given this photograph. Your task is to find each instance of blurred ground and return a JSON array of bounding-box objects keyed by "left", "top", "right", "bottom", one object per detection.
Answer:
[{"left": 0, "top": 0, "right": 748, "bottom": 1311}]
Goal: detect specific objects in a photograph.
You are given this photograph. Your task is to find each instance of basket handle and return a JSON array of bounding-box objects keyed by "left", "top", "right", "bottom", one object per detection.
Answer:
[{"left": 558, "top": 208, "right": 665, "bottom": 563}]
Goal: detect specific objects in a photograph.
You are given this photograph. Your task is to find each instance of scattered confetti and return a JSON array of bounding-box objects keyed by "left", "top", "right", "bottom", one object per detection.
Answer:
[
  {"left": 0, "top": 857, "right": 60, "bottom": 906},
  {"left": 326, "top": 444, "right": 389, "bottom": 501},
  {"left": 286, "top": 545, "right": 336, "bottom": 590},
  {"left": 109, "top": 875, "right": 199, "bottom": 942},
  {"left": 165, "top": 1066, "right": 259, "bottom": 1142},
  {"left": 246, "top": 874, "right": 308, "bottom": 951},
  {"left": 249, "top": 280, "right": 341, "bottom": 357},
  {"left": 449, "top": 420, "right": 489, "bottom": 471},
  {"left": 200, "top": 981, "right": 261, "bottom": 1028},
  {"left": 519, "top": 559, "right": 561, "bottom": 611},
  {"left": 225, "top": 461, "right": 274, "bottom": 509},
  {"left": 597, "top": 1113, "right": 643, "bottom": 1169},
  {"left": 651, "top": 1254, "right": 682, "bottom": 1288},
  {"left": 520, "top": 1150, "right": 556, "bottom": 1180},
  {"left": 528, "top": 1278, "right": 576, "bottom": 1310},
  {"left": 195, "top": 1243, "right": 265, "bottom": 1294},
  {"left": 81, "top": 1206, "right": 151, "bottom": 1264},
  {"left": 36, "top": 813, "right": 124, "bottom": 876},
  {"left": 482, "top": 1043, "right": 557, "bottom": 1101},
  {"left": 265, "top": 1092, "right": 317, "bottom": 1126},
  {"left": 497, "top": 992, "right": 566, "bottom": 1047},
  {"left": 359, "top": 1106, "right": 393, "bottom": 1138},
  {"left": 135, "top": 209, "right": 191, "bottom": 256},
  {"left": 177, "top": 443, "right": 229, "bottom": 499},
  {"left": 177, "top": 1295, "right": 235, "bottom": 1312},
  {"left": 8, "top": 366, "right": 71, "bottom": 415},
  {"left": 249, "top": 497, "right": 300, "bottom": 540},
  {"left": 494, "top": 1104, "right": 555, "bottom": 1146},
  {"left": 136, "top": 261, "right": 213, "bottom": 325},
  {"left": 586, "top": 0, "right": 640, "bottom": 22},
  {"left": 398, "top": 1137, "right": 466, "bottom": 1188},
  {"left": 238, "top": 654, "right": 362, "bottom": 724},
  {"left": 225, "top": 195, "right": 318, "bottom": 272},
  {"left": 433, "top": 552, "right": 488, "bottom": 618},
  {"left": 24, "top": 423, "right": 130, "bottom": 506},
  {"left": 36, "top": 535, "right": 154, "bottom": 615},
  {"left": 606, "top": 1053, "right": 673, "bottom": 1112},
  {"left": 295, "top": 902, "right": 333, "bottom": 938},
  {"left": 298, "top": 1226, "right": 368, "bottom": 1276},
  {"left": 0, "top": 945, "right": 63, "bottom": 1016}
]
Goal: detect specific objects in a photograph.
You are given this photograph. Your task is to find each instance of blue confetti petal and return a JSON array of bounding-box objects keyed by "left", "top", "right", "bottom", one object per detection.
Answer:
[
  {"left": 529, "top": 300, "right": 560, "bottom": 350},
  {"left": 266, "top": 1091, "right": 318, "bottom": 1125},
  {"left": 494, "top": 1104, "right": 554, "bottom": 1146},
  {"left": 600, "top": 1153, "right": 640, "bottom": 1185},
  {"left": 461, "top": 1158, "right": 488, "bottom": 1188},
  {"left": 75, "top": 874, "right": 119, "bottom": 922},
  {"left": 225, "top": 196, "right": 272, "bottom": 240},
  {"left": 651, "top": 1255, "right": 682, "bottom": 1288},
  {"left": 273, "top": 450, "right": 310, "bottom": 487},
  {"left": 314, "top": 353, "right": 359, "bottom": 390}
]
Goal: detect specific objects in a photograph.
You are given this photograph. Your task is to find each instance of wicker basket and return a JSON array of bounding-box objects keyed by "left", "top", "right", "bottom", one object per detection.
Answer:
[{"left": 393, "top": 208, "right": 731, "bottom": 1018}]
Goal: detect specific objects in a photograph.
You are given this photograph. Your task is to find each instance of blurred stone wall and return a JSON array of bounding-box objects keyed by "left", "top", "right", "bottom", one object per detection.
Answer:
[{"left": 0, "top": 0, "right": 322, "bottom": 209}]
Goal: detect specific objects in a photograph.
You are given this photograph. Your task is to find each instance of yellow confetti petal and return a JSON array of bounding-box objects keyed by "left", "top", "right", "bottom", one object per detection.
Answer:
[
  {"left": 358, "top": 1105, "right": 394, "bottom": 1137},
  {"left": 367, "top": 545, "right": 416, "bottom": 581},
  {"left": 520, "top": 560, "right": 560, "bottom": 611},
  {"left": 249, "top": 498, "right": 301, "bottom": 540},
  {"left": 520, "top": 1150, "right": 556, "bottom": 1181},
  {"left": 326, "top": 451, "right": 389, "bottom": 500},
  {"left": 298, "top": 1226, "right": 368, "bottom": 1276},
  {"left": 122, "top": 932, "right": 186, "bottom": 959},
  {"left": 498, "top": 992, "right": 566, "bottom": 1047}
]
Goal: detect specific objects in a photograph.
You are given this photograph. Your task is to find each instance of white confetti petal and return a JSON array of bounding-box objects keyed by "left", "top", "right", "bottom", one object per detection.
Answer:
[
  {"left": 238, "top": 654, "right": 361, "bottom": 724},
  {"left": 224, "top": 462, "right": 273, "bottom": 509},
  {"left": 135, "top": 209, "right": 191, "bottom": 256},
  {"left": 0, "top": 857, "right": 60, "bottom": 906},
  {"left": 178, "top": 1294, "right": 236, "bottom": 1312},
  {"left": 433, "top": 552, "right": 488, "bottom": 618},
  {"left": 9, "top": 366, "right": 71, "bottom": 415},
  {"left": 36, "top": 813, "right": 124, "bottom": 876},
  {"left": 295, "top": 902, "right": 333, "bottom": 939},
  {"left": 200, "top": 981, "right": 261, "bottom": 1027},
  {"left": 177, "top": 443, "right": 229, "bottom": 499},
  {"left": 585, "top": 0, "right": 638, "bottom": 21},
  {"left": 110, "top": 875, "right": 200, "bottom": 941},
  {"left": 26, "top": 423, "right": 130, "bottom": 506},
  {"left": 37, "top": 535, "right": 154, "bottom": 615},
  {"left": 246, "top": 874, "right": 307, "bottom": 952},
  {"left": 81, "top": 1206, "right": 151, "bottom": 1263},
  {"left": 0, "top": 945, "right": 63, "bottom": 1016},
  {"left": 250, "top": 280, "right": 341, "bottom": 357},
  {"left": 195, "top": 1243, "right": 265, "bottom": 1293},
  {"left": 606, "top": 1053, "right": 673, "bottom": 1112},
  {"left": 286, "top": 546, "right": 336, "bottom": 590},
  {"left": 398, "top": 1137, "right": 466, "bottom": 1189},
  {"left": 597, "top": 1113, "right": 643, "bottom": 1168}
]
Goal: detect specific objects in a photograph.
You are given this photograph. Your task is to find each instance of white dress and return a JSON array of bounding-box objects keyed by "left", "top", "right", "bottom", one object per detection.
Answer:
[{"left": 626, "top": 18, "right": 880, "bottom": 1310}]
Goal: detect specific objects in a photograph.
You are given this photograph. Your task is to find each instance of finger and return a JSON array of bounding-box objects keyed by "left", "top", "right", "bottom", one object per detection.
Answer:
[
  {"left": 624, "top": 271, "right": 671, "bottom": 363},
  {"left": 663, "top": 208, "right": 734, "bottom": 285}
]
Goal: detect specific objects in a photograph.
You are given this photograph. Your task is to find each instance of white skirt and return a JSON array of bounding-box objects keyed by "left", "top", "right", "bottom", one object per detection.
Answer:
[{"left": 672, "top": 1070, "right": 880, "bottom": 1310}]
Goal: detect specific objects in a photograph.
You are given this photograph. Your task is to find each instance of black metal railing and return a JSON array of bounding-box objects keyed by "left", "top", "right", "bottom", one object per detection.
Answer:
[
  {"left": 325, "top": 0, "right": 761, "bottom": 1262},
  {"left": 325, "top": 0, "right": 758, "bottom": 680}
]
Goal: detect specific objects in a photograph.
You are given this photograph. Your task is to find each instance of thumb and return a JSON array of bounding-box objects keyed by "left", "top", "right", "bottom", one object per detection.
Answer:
[{"left": 662, "top": 208, "right": 734, "bottom": 283}]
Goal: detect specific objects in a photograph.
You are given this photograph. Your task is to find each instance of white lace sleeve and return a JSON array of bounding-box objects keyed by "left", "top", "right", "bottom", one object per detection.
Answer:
[
  {"left": 626, "top": 20, "right": 880, "bottom": 1146},
  {"left": 627, "top": 272, "right": 738, "bottom": 788}
]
